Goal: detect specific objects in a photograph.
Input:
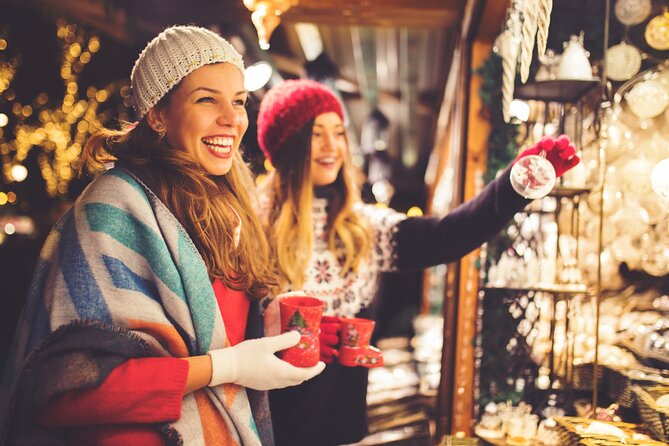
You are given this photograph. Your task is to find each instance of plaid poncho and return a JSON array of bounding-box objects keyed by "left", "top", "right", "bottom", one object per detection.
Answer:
[{"left": 0, "top": 168, "right": 273, "bottom": 445}]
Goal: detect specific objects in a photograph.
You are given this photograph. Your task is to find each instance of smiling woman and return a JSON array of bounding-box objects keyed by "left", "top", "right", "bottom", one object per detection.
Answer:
[
  {"left": 0, "top": 25, "right": 324, "bottom": 446},
  {"left": 147, "top": 63, "right": 249, "bottom": 177}
]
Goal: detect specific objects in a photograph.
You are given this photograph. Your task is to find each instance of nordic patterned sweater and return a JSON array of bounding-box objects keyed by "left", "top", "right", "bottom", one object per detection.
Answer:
[
  {"left": 268, "top": 165, "right": 530, "bottom": 446},
  {"left": 270, "top": 165, "right": 529, "bottom": 318}
]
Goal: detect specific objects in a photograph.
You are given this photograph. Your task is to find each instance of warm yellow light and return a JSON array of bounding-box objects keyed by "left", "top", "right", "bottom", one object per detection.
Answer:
[
  {"left": 10, "top": 165, "right": 28, "bottom": 182},
  {"left": 80, "top": 51, "right": 91, "bottom": 64},
  {"left": 0, "top": 113, "right": 8, "bottom": 127},
  {"left": 7, "top": 192, "right": 16, "bottom": 203},
  {"left": 0, "top": 193, "right": 7, "bottom": 205},
  {"left": 0, "top": 39, "right": 7, "bottom": 51},
  {"left": 88, "top": 37, "right": 100, "bottom": 53},
  {"left": 95, "top": 90, "right": 108, "bottom": 102},
  {"left": 63, "top": 94, "right": 75, "bottom": 106},
  {"left": 406, "top": 206, "right": 424, "bottom": 217},
  {"left": 69, "top": 43, "right": 82, "bottom": 58},
  {"left": 4, "top": 223, "right": 16, "bottom": 235},
  {"left": 243, "top": 0, "right": 295, "bottom": 50}
]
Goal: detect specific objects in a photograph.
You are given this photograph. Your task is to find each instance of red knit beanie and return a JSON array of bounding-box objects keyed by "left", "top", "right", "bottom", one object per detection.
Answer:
[{"left": 257, "top": 79, "right": 345, "bottom": 164}]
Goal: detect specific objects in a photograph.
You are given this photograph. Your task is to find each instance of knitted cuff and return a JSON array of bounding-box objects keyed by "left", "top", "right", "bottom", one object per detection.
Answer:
[{"left": 207, "top": 348, "right": 239, "bottom": 387}]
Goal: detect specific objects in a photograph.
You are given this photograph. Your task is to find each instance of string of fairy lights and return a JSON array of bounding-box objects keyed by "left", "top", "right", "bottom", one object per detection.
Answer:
[{"left": 0, "top": 19, "right": 130, "bottom": 213}]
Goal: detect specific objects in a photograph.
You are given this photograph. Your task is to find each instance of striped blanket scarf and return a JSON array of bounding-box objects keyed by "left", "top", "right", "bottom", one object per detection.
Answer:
[{"left": 0, "top": 167, "right": 273, "bottom": 445}]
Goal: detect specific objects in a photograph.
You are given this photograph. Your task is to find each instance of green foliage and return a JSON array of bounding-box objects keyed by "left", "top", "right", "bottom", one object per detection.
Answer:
[{"left": 475, "top": 52, "right": 519, "bottom": 184}]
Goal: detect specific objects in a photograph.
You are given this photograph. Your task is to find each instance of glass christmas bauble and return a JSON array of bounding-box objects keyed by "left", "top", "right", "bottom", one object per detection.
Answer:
[
  {"left": 625, "top": 80, "right": 669, "bottom": 119},
  {"left": 615, "top": 0, "right": 652, "bottom": 26},
  {"left": 651, "top": 158, "right": 669, "bottom": 201},
  {"left": 606, "top": 42, "right": 642, "bottom": 81},
  {"left": 510, "top": 155, "right": 556, "bottom": 199},
  {"left": 645, "top": 11, "right": 669, "bottom": 51}
]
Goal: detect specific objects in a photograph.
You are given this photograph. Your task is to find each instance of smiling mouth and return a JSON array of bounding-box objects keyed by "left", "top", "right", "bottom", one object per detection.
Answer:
[
  {"left": 202, "top": 136, "right": 234, "bottom": 156},
  {"left": 315, "top": 157, "right": 339, "bottom": 167}
]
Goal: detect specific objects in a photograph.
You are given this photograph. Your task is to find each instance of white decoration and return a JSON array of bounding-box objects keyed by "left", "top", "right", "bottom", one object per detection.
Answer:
[
  {"left": 520, "top": 0, "right": 539, "bottom": 83},
  {"left": 584, "top": 421, "right": 625, "bottom": 438},
  {"left": 657, "top": 394, "right": 669, "bottom": 408},
  {"left": 496, "top": 30, "right": 520, "bottom": 123},
  {"left": 606, "top": 41, "right": 642, "bottom": 81},
  {"left": 557, "top": 35, "right": 593, "bottom": 80},
  {"left": 625, "top": 80, "right": 669, "bottom": 119},
  {"left": 614, "top": 0, "right": 652, "bottom": 26},
  {"left": 651, "top": 158, "right": 669, "bottom": 201},
  {"left": 536, "top": 0, "right": 553, "bottom": 58}
]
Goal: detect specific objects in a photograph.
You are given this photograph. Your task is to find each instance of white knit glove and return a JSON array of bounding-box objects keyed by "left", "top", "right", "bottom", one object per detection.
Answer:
[{"left": 207, "top": 331, "right": 325, "bottom": 390}]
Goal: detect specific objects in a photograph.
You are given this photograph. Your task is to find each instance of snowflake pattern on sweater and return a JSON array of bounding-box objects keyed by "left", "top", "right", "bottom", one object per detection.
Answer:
[{"left": 265, "top": 196, "right": 407, "bottom": 317}]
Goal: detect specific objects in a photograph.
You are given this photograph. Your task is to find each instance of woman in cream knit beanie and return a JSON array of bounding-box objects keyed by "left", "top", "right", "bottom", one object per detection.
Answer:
[{"left": 1, "top": 25, "right": 323, "bottom": 446}]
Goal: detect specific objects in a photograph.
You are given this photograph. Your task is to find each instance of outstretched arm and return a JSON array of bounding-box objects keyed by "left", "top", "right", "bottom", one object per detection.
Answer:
[{"left": 395, "top": 135, "right": 579, "bottom": 271}]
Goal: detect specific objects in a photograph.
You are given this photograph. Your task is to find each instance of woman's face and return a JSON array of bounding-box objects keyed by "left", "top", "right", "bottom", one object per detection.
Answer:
[
  {"left": 151, "top": 63, "right": 248, "bottom": 176},
  {"left": 310, "top": 112, "right": 347, "bottom": 187}
]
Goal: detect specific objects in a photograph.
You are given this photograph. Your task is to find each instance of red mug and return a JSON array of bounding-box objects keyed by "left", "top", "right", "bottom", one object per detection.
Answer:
[
  {"left": 279, "top": 296, "right": 325, "bottom": 367},
  {"left": 338, "top": 317, "right": 383, "bottom": 368}
]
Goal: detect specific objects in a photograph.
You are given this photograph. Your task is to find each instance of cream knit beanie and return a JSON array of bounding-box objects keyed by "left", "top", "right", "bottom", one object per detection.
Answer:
[{"left": 130, "top": 25, "right": 245, "bottom": 119}]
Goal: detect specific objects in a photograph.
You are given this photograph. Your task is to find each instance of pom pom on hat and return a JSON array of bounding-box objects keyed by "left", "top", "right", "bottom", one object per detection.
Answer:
[
  {"left": 131, "top": 25, "right": 244, "bottom": 119},
  {"left": 257, "top": 79, "right": 344, "bottom": 164}
]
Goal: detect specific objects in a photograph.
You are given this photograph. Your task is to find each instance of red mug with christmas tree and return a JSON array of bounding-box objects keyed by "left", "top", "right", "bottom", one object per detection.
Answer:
[{"left": 279, "top": 296, "right": 325, "bottom": 367}]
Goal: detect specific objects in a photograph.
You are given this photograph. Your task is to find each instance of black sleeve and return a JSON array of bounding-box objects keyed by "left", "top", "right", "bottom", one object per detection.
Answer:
[{"left": 395, "top": 165, "right": 530, "bottom": 271}]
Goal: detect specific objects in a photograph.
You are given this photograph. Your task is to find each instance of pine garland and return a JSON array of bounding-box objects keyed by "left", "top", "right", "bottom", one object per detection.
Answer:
[{"left": 476, "top": 52, "right": 519, "bottom": 184}]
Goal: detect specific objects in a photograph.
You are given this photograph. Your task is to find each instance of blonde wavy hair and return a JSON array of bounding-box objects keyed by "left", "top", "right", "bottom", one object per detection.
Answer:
[
  {"left": 262, "top": 122, "right": 370, "bottom": 289},
  {"left": 80, "top": 95, "right": 278, "bottom": 299}
]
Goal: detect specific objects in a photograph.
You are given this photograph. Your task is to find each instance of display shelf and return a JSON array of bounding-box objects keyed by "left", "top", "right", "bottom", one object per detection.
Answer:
[
  {"left": 619, "top": 340, "right": 669, "bottom": 370},
  {"left": 483, "top": 284, "right": 594, "bottom": 295},
  {"left": 514, "top": 79, "right": 600, "bottom": 103},
  {"left": 548, "top": 186, "right": 593, "bottom": 198}
]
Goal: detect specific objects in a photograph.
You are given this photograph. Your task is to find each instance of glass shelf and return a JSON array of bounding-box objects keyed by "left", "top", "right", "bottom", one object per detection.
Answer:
[
  {"left": 548, "top": 186, "right": 593, "bottom": 198},
  {"left": 483, "top": 284, "right": 594, "bottom": 295},
  {"left": 515, "top": 79, "right": 600, "bottom": 103}
]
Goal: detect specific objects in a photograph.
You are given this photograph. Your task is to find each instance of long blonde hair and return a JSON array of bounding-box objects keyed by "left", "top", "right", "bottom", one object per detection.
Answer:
[
  {"left": 263, "top": 122, "right": 370, "bottom": 289},
  {"left": 81, "top": 97, "right": 277, "bottom": 299}
]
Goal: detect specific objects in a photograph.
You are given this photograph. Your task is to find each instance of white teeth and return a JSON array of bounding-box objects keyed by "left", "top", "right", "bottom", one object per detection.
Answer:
[
  {"left": 202, "top": 137, "right": 234, "bottom": 146},
  {"left": 202, "top": 137, "right": 234, "bottom": 154},
  {"left": 317, "top": 157, "right": 336, "bottom": 163}
]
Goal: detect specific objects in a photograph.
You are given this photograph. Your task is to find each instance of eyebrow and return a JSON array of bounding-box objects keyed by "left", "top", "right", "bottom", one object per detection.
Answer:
[
  {"left": 189, "top": 87, "right": 248, "bottom": 96},
  {"left": 313, "top": 123, "right": 344, "bottom": 128}
]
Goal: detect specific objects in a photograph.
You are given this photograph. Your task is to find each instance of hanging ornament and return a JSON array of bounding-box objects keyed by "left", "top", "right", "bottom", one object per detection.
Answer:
[
  {"left": 536, "top": 0, "right": 553, "bottom": 58},
  {"left": 243, "top": 0, "right": 296, "bottom": 50},
  {"left": 651, "top": 158, "right": 669, "bottom": 202},
  {"left": 556, "top": 34, "right": 593, "bottom": 80},
  {"left": 496, "top": 3, "right": 522, "bottom": 123},
  {"left": 519, "top": 0, "right": 539, "bottom": 83},
  {"left": 614, "top": 0, "right": 652, "bottom": 26},
  {"left": 645, "top": 9, "right": 669, "bottom": 51},
  {"left": 500, "top": 33, "right": 519, "bottom": 123},
  {"left": 606, "top": 41, "right": 642, "bottom": 81},
  {"left": 625, "top": 79, "right": 669, "bottom": 119}
]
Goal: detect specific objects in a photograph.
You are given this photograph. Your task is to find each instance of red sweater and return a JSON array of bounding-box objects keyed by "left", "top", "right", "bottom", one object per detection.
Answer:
[{"left": 38, "top": 279, "right": 250, "bottom": 445}]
